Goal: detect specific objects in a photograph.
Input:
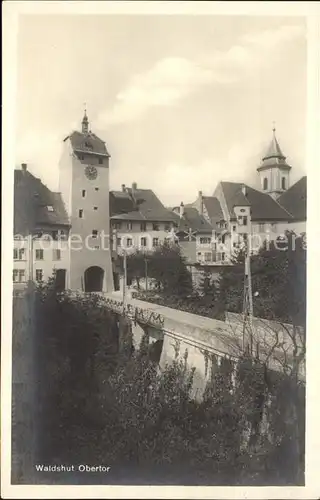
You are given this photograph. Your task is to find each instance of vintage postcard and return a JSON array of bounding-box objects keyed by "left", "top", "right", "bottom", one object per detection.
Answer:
[{"left": 2, "top": 1, "right": 320, "bottom": 498}]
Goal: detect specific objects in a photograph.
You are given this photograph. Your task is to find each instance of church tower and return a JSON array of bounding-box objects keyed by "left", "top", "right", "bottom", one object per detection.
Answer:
[
  {"left": 257, "top": 128, "right": 292, "bottom": 199},
  {"left": 58, "top": 110, "right": 114, "bottom": 292}
]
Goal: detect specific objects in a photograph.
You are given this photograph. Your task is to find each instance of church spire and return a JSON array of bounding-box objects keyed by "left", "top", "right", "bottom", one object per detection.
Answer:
[
  {"left": 257, "top": 125, "right": 292, "bottom": 199},
  {"left": 82, "top": 104, "right": 89, "bottom": 134},
  {"left": 262, "top": 124, "right": 286, "bottom": 161}
]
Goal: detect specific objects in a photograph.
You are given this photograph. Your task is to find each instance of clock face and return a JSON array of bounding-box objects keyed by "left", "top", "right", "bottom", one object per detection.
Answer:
[{"left": 85, "top": 165, "right": 98, "bottom": 180}]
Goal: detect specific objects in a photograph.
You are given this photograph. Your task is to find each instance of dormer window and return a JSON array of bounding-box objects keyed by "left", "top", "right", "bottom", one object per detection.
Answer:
[
  {"left": 83, "top": 142, "right": 93, "bottom": 151},
  {"left": 47, "top": 205, "right": 54, "bottom": 212}
]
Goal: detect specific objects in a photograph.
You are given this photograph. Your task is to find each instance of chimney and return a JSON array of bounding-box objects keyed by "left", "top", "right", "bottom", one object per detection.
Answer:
[
  {"left": 121, "top": 184, "right": 126, "bottom": 192},
  {"left": 242, "top": 184, "right": 247, "bottom": 197},
  {"left": 132, "top": 182, "right": 137, "bottom": 190},
  {"left": 198, "top": 190, "right": 203, "bottom": 215},
  {"left": 21, "top": 163, "right": 27, "bottom": 172},
  {"left": 179, "top": 202, "right": 184, "bottom": 218}
]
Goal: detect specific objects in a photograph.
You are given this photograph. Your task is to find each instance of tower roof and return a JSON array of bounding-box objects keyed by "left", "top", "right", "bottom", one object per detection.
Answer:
[
  {"left": 262, "top": 128, "right": 285, "bottom": 161},
  {"left": 257, "top": 128, "right": 291, "bottom": 172}
]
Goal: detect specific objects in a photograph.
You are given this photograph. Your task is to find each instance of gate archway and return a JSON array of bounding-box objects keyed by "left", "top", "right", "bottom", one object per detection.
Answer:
[{"left": 84, "top": 266, "right": 104, "bottom": 292}]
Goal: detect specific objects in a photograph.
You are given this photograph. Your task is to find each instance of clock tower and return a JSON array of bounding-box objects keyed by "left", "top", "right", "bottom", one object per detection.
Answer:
[{"left": 58, "top": 111, "right": 114, "bottom": 292}]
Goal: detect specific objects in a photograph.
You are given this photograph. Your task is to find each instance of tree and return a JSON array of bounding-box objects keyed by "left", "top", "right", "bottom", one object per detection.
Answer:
[
  {"left": 147, "top": 243, "right": 193, "bottom": 296},
  {"left": 198, "top": 268, "right": 217, "bottom": 307},
  {"left": 118, "top": 250, "right": 148, "bottom": 289},
  {"left": 217, "top": 232, "right": 306, "bottom": 326}
]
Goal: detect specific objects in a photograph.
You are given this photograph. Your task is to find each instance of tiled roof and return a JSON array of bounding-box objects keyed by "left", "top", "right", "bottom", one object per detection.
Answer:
[
  {"left": 277, "top": 176, "right": 307, "bottom": 221},
  {"left": 220, "top": 181, "right": 292, "bottom": 221},
  {"left": 14, "top": 169, "right": 70, "bottom": 234},
  {"left": 176, "top": 207, "right": 213, "bottom": 235},
  {"left": 202, "top": 196, "right": 224, "bottom": 226},
  {"left": 110, "top": 188, "right": 178, "bottom": 222},
  {"left": 258, "top": 130, "right": 291, "bottom": 171},
  {"left": 262, "top": 134, "right": 285, "bottom": 160},
  {"left": 110, "top": 191, "right": 135, "bottom": 216},
  {"left": 65, "top": 130, "right": 110, "bottom": 157}
]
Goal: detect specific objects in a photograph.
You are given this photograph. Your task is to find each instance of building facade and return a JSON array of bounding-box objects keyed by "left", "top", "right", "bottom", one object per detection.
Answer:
[{"left": 13, "top": 112, "right": 114, "bottom": 293}]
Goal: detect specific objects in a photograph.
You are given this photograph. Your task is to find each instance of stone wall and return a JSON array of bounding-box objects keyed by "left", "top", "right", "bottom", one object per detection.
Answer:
[{"left": 12, "top": 287, "right": 36, "bottom": 483}]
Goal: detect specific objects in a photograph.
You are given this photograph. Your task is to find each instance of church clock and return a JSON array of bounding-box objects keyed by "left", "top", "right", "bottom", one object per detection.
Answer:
[{"left": 85, "top": 165, "right": 98, "bottom": 180}]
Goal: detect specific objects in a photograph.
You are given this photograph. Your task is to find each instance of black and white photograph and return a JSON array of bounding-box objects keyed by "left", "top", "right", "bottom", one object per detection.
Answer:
[{"left": 2, "top": 1, "right": 319, "bottom": 498}]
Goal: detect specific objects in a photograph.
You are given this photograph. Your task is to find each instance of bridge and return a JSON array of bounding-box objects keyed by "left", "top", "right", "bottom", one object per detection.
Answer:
[{"left": 101, "top": 291, "right": 305, "bottom": 397}]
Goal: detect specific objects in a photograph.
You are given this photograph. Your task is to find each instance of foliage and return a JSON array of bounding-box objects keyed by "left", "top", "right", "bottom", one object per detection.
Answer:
[
  {"left": 25, "top": 278, "right": 304, "bottom": 485},
  {"left": 118, "top": 250, "right": 148, "bottom": 289},
  {"left": 132, "top": 289, "right": 223, "bottom": 320},
  {"left": 217, "top": 232, "right": 306, "bottom": 326},
  {"left": 146, "top": 244, "right": 193, "bottom": 296}
]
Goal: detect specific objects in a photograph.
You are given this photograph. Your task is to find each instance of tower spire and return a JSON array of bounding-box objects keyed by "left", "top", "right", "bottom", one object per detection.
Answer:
[{"left": 82, "top": 103, "right": 89, "bottom": 134}]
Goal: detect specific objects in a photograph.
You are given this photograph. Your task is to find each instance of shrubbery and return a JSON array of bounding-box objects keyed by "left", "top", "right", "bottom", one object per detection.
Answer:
[{"left": 28, "top": 280, "right": 304, "bottom": 485}]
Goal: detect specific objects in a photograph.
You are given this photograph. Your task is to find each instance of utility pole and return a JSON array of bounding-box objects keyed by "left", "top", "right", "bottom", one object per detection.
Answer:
[
  {"left": 145, "top": 257, "right": 148, "bottom": 292},
  {"left": 242, "top": 236, "right": 253, "bottom": 356},
  {"left": 122, "top": 249, "right": 127, "bottom": 311}
]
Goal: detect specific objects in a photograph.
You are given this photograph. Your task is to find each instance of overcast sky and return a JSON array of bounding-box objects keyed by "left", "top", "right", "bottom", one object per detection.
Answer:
[{"left": 16, "top": 14, "right": 306, "bottom": 206}]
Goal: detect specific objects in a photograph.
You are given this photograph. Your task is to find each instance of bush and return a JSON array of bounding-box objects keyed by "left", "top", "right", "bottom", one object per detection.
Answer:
[{"left": 28, "top": 279, "right": 304, "bottom": 485}]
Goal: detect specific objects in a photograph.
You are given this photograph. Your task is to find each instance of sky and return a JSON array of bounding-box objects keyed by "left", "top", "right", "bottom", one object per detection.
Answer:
[{"left": 15, "top": 14, "right": 307, "bottom": 206}]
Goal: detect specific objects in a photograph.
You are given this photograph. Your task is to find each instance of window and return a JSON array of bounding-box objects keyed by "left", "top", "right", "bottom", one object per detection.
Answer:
[
  {"left": 59, "top": 230, "right": 67, "bottom": 240},
  {"left": 258, "top": 223, "right": 265, "bottom": 233},
  {"left": 164, "top": 224, "right": 171, "bottom": 231},
  {"left": 140, "top": 222, "right": 147, "bottom": 231},
  {"left": 93, "top": 206, "right": 98, "bottom": 211},
  {"left": 243, "top": 234, "right": 248, "bottom": 242},
  {"left": 153, "top": 237, "right": 159, "bottom": 247},
  {"left": 53, "top": 249, "right": 61, "bottom": 261},
  {"left": 13, "top": 270, "right": 18, "bottom": 282},
  {"left": 141, "top": 237, "right": 147, "bottom": 247},
  {"left": 52, "top": 231, "right": 59, "bottom": 241},
  {"left": 221, "top": 252, "right": 225, "bottom": 261},
  {"left": 116, "top": 238, "right": 121, "bottom": 246},
  {"left": 79, "top": 154, "right": 84, "bottom": 161},
  {"left": 99, "top": 158, "right": 103, "bottom": 165},
  {"left": 13, "top": 248, "right": 25, "bottom": 260},
  {"left": 47, "top": 205, "right": 54, "bottom": 212},
  {"left": 233, "top": 225, "right": 236, "bottom": 231},
  {"left": 92, "top": 230, "right": 98, "bottom": 238},
  {"left": 95, "top": 187, "right": 99, "bottom": 191},
  {"left": 79, "top": 209, "right": 84, "bottom": 218},
  {"left": 204, "top": 252, "right": 212, "bottom": 262},
  {"left": 18, "top": 270, "right": 25, "bottom": 282},
  {"left": 281, "top": 177, "right": 286, "bottom": 190},
  {"left": 113, "top": 221, "right": 122, "bottom": 230},
  {"left": 126, "top": 222, "right": 133, "bottom": 230},
  {"left": 35, "top": 249, "right": 44, "bottom": 260},
  {"left": 221, "top": 234, "right": 226, "bottom": 244},
  {"left": 126, "top": 238, "right": 133, "bottom": 247},
  {"left": 242, "top": 216, "right": 248, "bottom": 226},
  {"left": 153, "top": 223, "right": 160, "bottom": 231},
  {"left": 35, "top": 269, "right": 43, "bottom": 282},
  {"left": 82, "top": 190, "right": 86, "bottom": 198},
  {"left": 35, "top": 231, "right": 43, "bottom": 239},
  {"left": 94, "top": 246, "right": 100, "bottom": 250},
  {"left": 200, "top": 237, "right": 211, "bottom": 244},
  {"left": 263, "top": 178, "right": 268, "bottom": 191}
]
